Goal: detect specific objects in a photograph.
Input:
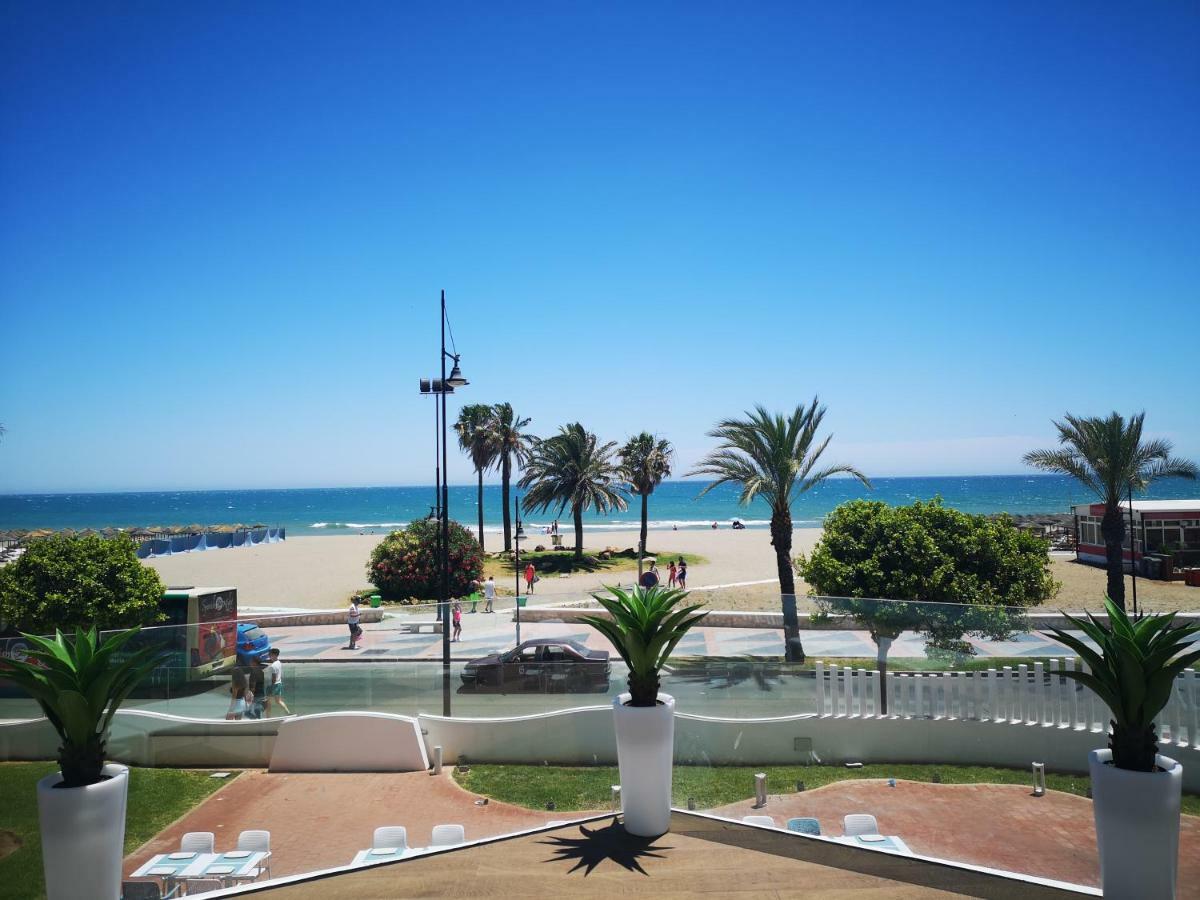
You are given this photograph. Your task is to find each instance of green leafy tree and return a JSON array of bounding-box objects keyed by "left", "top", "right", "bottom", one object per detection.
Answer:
[
  {"left": 1024, "top": 412, "right": 1197, "bottom": 610},
  {"left": 689, "top": 399, "right": 869, "bottom": 661},
  {"left": 2, "top": 627, "right": 168, "bottom": 786},
  {"left": 0, "top": 534, "right": 164, "bottom": 633},
  {"left": 520, "top": 422, "right": 628, "bottom": 560},
  {"left": 492, "top": 403, "right": 533, "bottom": 552},
  {"left": 797, "top": 498, "right": 1058, "bottom": 710},
  {"left": 580, "top": 585, "right": 707, "bottom": 706},
  {"left": 368, "top": 518, "right": 484, "bottom": 601},
  {"left": 618, "top": 432, "right": 673, "bottom": 560},
  {"left": 455, "top": 403, "right": 500, "bottom": 550}
]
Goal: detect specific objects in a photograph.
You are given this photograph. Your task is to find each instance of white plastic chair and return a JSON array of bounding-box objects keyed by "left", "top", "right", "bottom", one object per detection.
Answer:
[
  {"left": 179, "top": 832, "right": 215, "bottom": 854},
  {"left": 843, "top": 814, "right": 880, "bottom": 837},
  {"left": 372, "top": 826, "right": 409, "bottom": 850},
  {"left": 430, "top": 824, "right": 466, "bottom": 847},
  {"left": 236, "top": 830, "right": 272, "bottom": 879},
  {"left": 742, "top": 815, "right": 777, "bottom": 827}
]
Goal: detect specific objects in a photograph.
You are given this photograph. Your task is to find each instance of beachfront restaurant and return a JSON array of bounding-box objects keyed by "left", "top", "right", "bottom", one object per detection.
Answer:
[{"left": 1071, "top": 499, "right": 1200, "bottom": 570}]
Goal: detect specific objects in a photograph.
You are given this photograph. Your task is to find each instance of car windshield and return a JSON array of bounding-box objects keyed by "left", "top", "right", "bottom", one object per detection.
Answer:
[{"left": 241, "top": 627, "right": 265, "bottom": 642}]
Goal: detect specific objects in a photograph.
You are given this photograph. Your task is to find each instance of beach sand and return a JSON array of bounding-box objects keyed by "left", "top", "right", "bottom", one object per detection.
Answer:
[{"left": 143, "top": 529, "right": 1200, "bottom": 613}]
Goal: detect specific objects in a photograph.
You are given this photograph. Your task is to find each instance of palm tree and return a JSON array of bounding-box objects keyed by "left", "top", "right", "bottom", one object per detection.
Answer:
[
  {"left": 520, "top": 423, "right": 628, "bottom": 559},
  {"left": 1024, "top": 412, "right": 1197, "bottom": 610},
  {"left": 455, "top": 404, "right": 499, "bottom": 550},
  {"left": 492, "top": 403, "right": 533, "bottom": 551},
  {"left": 618, "top": 433, "right": 673, "bottom": 560},
  {"left": 689, "top": 399, "right": 870, "bottom": 661}
]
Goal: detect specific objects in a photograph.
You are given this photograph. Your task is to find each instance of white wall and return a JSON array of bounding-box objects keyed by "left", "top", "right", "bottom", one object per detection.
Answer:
[{"left": 4, "top": 707, "right": 1198, "bottom": 792}]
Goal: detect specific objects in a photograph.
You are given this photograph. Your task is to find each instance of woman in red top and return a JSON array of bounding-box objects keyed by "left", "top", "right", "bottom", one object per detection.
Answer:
[{"left": 524, "top": 562, "right": 536, "bottom": 594}]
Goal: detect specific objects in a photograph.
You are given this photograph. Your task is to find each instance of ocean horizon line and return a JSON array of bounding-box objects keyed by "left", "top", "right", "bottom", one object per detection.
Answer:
[{"left": 0, "top": 472, "right": 1080, "bottom": 499}]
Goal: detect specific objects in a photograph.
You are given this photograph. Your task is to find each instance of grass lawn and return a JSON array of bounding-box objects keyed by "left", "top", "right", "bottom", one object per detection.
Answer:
[
  {"left": 482, "top": 548, "right": 706, "bottom": 579},
  {"left": 0, "top": 763, "right": 236, "bottom": 900},
  {"left": 454, "top": 763, "right": 1200, "bottom": 817}
]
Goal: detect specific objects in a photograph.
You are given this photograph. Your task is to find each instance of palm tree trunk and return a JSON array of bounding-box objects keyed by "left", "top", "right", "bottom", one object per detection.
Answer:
[
  {"left": 1101, "top": 503, "right": 1127, "bottom": 610},
  {"left": 771, "top": 509, "right": 804, "bottom": 662},
  {"left": 640, "top": 493, "right": 649, "bottom": 557},
  {"left": 573, "top": 503, "right": 584, "bottom": 560},
  {"left": 501, "top": 455, "right": 512, "bottom": 552},
  {"left": 476, "top": 468, "right": 485, "bottom": 551}
]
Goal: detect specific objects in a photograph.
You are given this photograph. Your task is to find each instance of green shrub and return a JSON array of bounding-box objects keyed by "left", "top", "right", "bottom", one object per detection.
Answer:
[
  {"left": 367, "top": 518, "right": 484, "bottom": 602},
  {"left": 0, "top": 534, "right": 164, "bottom": 634},
  {"left": 797, "top": 498, "right": 1058, "bottom": 660}
]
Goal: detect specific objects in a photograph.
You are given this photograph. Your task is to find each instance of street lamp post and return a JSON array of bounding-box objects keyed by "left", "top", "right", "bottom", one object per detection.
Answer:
[
  {"left": 514, "top": 493, "right": 525, "bottom": 645},
  {"left": 418, "top": 290, "right": 468, "bottom": 716}
]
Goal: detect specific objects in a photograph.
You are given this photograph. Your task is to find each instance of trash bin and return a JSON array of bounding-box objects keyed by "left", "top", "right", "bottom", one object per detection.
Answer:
[
  {"left": 517, "top": 597, "right": 527, "bottom": 608},
  {"left": 369, "top": 594, "right": 382, "bottom": 608}
]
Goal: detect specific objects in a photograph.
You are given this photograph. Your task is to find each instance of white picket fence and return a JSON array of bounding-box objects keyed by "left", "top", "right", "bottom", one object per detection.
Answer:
[{"left": 814, "top": 660, "right": 1200, "bottom": 750}]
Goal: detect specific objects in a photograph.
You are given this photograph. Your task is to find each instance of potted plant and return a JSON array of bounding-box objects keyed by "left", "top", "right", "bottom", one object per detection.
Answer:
[
  {"left": 581, "top": 585, "right": 707, "bottom": 836},
  {"left": 1048, "top": 597, "right": 1200, "bottom": 899},
  {"left": 3, "top": 627, "right": 167, "bottom": 900}
]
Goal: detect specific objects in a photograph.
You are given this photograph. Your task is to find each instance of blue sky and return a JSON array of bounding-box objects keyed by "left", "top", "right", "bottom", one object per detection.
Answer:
[{"left": 1, "top": 2, "right": 1197, "bottom": 493}]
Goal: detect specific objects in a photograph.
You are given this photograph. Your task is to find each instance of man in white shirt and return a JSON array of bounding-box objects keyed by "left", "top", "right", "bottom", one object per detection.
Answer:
[
  {"left": 483, "top": 576, "right": 496, "bottom": 613},
  {"left": 265, "top": 648, "right": 290, "bottom": 716},
  {"left": 347, "top": 598, "right": 361, "bottom": 649}
]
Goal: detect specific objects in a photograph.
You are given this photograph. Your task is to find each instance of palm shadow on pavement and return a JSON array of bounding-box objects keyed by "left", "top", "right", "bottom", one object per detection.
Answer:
[{"left": 539, "top": 817, "right": 672, "bottom": 876}]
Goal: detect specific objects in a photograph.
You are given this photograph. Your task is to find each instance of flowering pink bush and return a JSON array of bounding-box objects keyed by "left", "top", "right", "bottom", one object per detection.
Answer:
[{"left": 367, "top": 518, "right": 484, "bottom": 602}]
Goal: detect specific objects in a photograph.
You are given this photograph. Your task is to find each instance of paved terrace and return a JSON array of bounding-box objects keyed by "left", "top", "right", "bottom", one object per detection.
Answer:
[{"left": 122, "top": 771, "right": 1200, "bottom": 894}]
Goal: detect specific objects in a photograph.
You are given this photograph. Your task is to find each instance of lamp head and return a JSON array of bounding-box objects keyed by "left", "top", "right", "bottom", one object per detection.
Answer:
[{"left": 446, "top": 358, "right": 468, "bottom": 388}]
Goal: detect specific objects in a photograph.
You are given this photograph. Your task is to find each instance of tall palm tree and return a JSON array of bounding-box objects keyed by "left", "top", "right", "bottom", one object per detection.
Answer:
[
  {"left": 520, "top": 423, "right": 628, "bottom": 560},
  {"left": 619, "top": 433, "right": 673, "bottom": 560},
  {"left": 455, "top": 404, "right": 499, "bottom": 550},
  {"left": 492, "top": 402, "right": 533, "bottom": 551},
  {"left": 1024, "top": 412, "right": 1197, "bottom": 610},
  {"left": 689, "top": 399, "right": 870, "bottom": 661}
]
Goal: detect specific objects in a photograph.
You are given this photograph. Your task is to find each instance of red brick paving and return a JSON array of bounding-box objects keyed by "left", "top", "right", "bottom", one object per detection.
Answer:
[
  {"left": 713, "top": 779, "right": 1200, "bottom": 895},
  {"left": 125, "top": 772, "right": 1200, "bottom": 897},
  {"left": 122, "top": 770, "right": 600, "bottom": 882}
]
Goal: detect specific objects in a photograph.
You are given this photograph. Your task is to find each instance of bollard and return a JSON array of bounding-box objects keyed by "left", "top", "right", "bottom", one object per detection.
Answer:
[
  {"left": 431, "top": 745, "right": 443, "bottom": 775},
  {"left": 754, "top": 772, "right": 768, "bottom": 809},
  {"left": 1032, "top": 762, "right": 1046, "bottom": 797},
  {"left": 611, "top": 784, "right": 621, "bottom": 812}
]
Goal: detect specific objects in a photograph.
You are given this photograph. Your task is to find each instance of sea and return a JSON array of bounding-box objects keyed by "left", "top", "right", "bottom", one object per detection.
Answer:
[{"left": 1, "top": 476, "right": 1197, "bottom": 536}]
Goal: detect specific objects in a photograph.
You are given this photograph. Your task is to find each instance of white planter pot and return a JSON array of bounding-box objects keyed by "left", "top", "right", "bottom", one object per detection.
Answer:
[
  {"left": 1089, "top": 748, "right": 1181, "bottom": 900},
  {"left": 37, "top": 763, "right": 129, "bottom": 900},
  {"left": 612, "top": 692, "right": 675, "bottom": 837}
]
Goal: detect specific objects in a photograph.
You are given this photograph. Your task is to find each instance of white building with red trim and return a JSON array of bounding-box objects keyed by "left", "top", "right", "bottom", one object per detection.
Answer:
[{"left": 1071, "top": 499, "right": 1200, "bottom": 567}]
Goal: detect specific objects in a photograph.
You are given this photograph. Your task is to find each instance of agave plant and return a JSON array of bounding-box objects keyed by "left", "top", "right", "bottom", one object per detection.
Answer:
[
  {"left": 2, "top": 627, "right": 168, "bottom": 786},
  {"left": 580, "top": 585, "right": 707, "bottom": 707},
  {"left": 1047, "top": 597, "right": 1200, "bottom": 772}
]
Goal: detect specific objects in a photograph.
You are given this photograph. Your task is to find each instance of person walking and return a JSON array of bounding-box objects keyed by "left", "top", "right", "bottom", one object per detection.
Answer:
[
  {"left": 347, "top": 597, "right": 362, "bottom": 649},
  {"left": 524, "top": 561, "right": 536, "bottom": 594},
  {"left": 264, "top": 648, "right": 290, "bottom": 716},
  {"left": 677, "top": 558, "right": 687, "bottom": 589},
  {"left": 245, "top": 655, "right": 267, "bottom": 719},
  {"left": 452, "top": 600, "right": 463, "bottom": 642},
  {"left": 668, "top": 560, "right": 678, "bottom": 588},
  {"left": 483, "top": 575, "right": 496, "bottom": 613},
  {"left": 226, "top": 670, "right": 251, "bottom": 721}
]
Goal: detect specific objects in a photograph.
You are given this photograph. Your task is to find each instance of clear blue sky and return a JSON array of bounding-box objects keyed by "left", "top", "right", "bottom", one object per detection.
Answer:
[{"left": 1, "top": 2, "right": 1197, "bottom": 493}]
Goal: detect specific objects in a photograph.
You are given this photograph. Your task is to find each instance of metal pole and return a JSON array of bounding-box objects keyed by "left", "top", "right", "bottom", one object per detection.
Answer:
[
  {"left": 1128, "top": 483, "right": 1139, "bottom": 619},
  {"left": 514, "top": 492, "right": 522, "bottom": 646},
  {"left": 440, "top": 290, "right": 452, "bottom": 716}
]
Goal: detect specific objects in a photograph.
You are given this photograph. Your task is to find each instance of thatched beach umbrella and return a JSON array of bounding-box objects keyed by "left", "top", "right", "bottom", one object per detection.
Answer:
[{"left": 27, "top": 529, "right": 54, "bottom": 539}]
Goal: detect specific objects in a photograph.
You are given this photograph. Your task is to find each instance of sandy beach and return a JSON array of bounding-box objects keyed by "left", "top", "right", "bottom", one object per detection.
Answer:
[{"left": 144, "top": 528, "right": 1200, "bottom": 613}]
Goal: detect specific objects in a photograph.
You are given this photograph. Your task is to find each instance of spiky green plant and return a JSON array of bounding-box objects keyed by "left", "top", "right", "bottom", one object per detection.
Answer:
[
  {"left": 1047, "top": 597, "right": 1200, "bottom": 772},
  {"left": 580, "top": 585, "right": 707, "bottom": 707},
  {"left": 2, "top": 627, "right": 168, "bottom": 786}
]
